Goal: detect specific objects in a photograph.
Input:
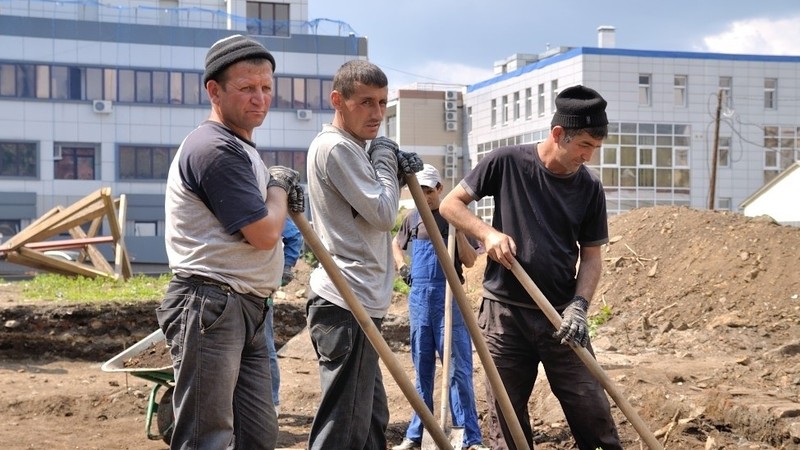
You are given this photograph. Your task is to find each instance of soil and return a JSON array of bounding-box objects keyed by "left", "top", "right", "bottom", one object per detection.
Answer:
[{"left": 1, "top": 205, "right": 799, "bottom": 449}]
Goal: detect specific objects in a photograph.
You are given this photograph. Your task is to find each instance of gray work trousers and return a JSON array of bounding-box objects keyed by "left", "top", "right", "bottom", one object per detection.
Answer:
[
  {"left": 157, "top": 275, "right": 277, "bottom": 450},
  {"left": 479, "top": 298, "right": 622, "bottom": 450},
  {"left": 306, "top": 295, "right": 389, "bottom": 450}
]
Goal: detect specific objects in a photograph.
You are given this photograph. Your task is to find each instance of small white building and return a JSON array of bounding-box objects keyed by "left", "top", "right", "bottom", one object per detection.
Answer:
[{"left": 740, "top": 161, "right": 800, "bottom": 227}]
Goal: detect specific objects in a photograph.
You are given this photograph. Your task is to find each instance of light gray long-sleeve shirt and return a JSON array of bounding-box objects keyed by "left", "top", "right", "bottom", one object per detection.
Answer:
[{"left": 306, "top": 124, "right": 400, "bottom": 318}]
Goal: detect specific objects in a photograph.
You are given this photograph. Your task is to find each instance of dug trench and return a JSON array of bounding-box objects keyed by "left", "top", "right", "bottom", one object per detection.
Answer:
[{"left": 1, "top": 205, "right": 799, "bottom": 449}]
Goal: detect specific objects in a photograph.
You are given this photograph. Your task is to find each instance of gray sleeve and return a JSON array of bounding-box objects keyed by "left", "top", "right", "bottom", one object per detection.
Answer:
[{"left": 326, "top": 142, "right": 399, "bottom": 232}]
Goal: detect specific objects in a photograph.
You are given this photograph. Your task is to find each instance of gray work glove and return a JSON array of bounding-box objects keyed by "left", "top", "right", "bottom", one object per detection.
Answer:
[
  {"left": 553, "top": 295, "right": 590, "bottom": 347},
  {"left": 288, "top": 184, "right": 305, "bottom": 213},
  {"left": 398, "top": 264, "right": 412, "bottom": 286},
  {"left": 368, "top": 137, "right": 423, "bottom": 186},
  {"left": 267, "top": 166, "right": 300, "bottom": 193}
]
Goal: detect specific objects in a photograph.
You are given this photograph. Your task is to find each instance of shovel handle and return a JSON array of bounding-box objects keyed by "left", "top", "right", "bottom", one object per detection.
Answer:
[
  {"left": 508, "top": 258, "right": 664, "bottom": 450},
  {"left": 290, "top": 211, "right": 454, "bottom": 450}
]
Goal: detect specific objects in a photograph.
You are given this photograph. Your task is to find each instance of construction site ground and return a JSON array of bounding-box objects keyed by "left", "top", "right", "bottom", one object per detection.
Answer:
[{"left": 1, "top": 205, "right": 798, "bottom": 449}]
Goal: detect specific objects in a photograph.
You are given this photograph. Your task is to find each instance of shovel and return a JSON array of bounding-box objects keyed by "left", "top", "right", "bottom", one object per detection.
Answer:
[
  {"left": 290, "top": 211, "right": 455, "bottom": 450},
  {"left": 421, "top": 224, "right": 465, "bottom": 449},
  {"left": 404, "top": 174, "right": 530, "bottom": 450},
  {"left": 507, "top": 258, "right": 664, "bottom": 450}
]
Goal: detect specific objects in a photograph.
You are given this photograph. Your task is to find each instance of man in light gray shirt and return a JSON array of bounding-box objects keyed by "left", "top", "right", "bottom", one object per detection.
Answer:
[{"left": 305, "top": 59, "right": 422, "bottom": 449}]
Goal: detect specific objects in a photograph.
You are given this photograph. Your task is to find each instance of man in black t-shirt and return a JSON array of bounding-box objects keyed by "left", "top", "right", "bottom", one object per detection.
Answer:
[{"left": 440, "top": 85, "right": 622, "bottom": 450}]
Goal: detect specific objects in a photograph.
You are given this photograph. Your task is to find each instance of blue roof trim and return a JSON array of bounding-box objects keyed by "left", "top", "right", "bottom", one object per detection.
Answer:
[{"left": 468, "top": 47, "right": 800, "bottom": 92}]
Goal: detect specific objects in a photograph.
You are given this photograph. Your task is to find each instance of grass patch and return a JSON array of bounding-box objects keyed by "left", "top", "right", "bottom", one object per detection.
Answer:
[
  {"left": 22, "top": 273, "right": 171, "bottom": 303},
  {"left": 588, "top": 302, "right": 613, "bottom": 337}
]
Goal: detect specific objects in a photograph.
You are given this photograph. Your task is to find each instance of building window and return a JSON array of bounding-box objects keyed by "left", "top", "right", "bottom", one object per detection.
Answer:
[
  {"left": 537, "top": 83, "right": 545, "bottom": 117},
  {"left": 133, "top": 221, "right": 158, "bottom": 237},
  {"left": 246, "top": 2, "right": 290, "bottom": 37},
  {"left": 674, "top": 75, "right": 687, "bottom": 107},
  {"left": 54, "top": 144, "right": 98, "bottom": 180},
  {"left": 259, "top": 149, "right": 308, "bottom": 183},
  {"left": 119, "top": 145, "right": 178, "bottom": 180},
  {"left": 639, "top": 74, "right": 651, "bottom": 106},
  {"left": 501, "top": 95, "right": 509, "bottom": 124},
  {"left": 0, "top": 141, "right": 37, "bottom": 177},
  {"left": 717, "top": 197, "right": 732, "bottom": 211},
  {"left": 466, "top": 106, "right": 472, "bottom": 132},
  {"left": 719, "top": 76, "right": 733, "bottom": 109},
  {"left": 717, "top": 136, "right": 730, "bottom": 168},
  {"left": 524, "top": 88, "right": 532, "bottom": 119},
  {"left": 764, "top": 78, "right": 777, "bottom": 109},
  {"left": 491, "top": 99, "right": 497, "bottom": 127},
  {"left": 513, "top": 92, "right": 520, "bottom": 121},
  {"left": 550, "top": 80, "right": 558, "bottom": 113}
]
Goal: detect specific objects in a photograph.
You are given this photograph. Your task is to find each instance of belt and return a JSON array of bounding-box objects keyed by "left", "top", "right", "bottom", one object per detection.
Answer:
[{"left": 180, "top": 274, "right": 272, "bottom": 305}]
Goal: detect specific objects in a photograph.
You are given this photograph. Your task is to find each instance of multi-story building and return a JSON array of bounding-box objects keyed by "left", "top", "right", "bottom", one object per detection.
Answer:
[
  {"left": 464, "top": 27, "right": 800, "bottom": 221},
  {"left": 385, "top": 84, "right": 466, "bottom": 208},
  {"left": 0, "top": 0, "right": 366, "bottom": 265}
]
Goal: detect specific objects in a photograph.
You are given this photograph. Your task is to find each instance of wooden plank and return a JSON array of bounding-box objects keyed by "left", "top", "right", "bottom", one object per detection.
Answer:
[
  {"left": 15, "top": 248, "right": 117, "bottom": 279},
  {"left": 103, "top": 192, "right": 132, "bottom": 280},
  {"left": 22, "top": 236, "right": 115, "bottom": 251},
  {"left": 5, "top": 189, "right": 105, "bottom": 246},
  {"left": 1, "top": 206, "right": 63, "bottom": 251}
]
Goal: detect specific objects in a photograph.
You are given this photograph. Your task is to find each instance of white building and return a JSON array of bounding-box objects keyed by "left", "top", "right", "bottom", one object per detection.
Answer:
[
  {"left": 740, "top": 161, "right": 800, "bottom": 226},
  {"left": 464, "top": 27, "right": 800, "bottom": 221},
  {"left": 0, "top": 0, "right": 366, "bottom": 264}
]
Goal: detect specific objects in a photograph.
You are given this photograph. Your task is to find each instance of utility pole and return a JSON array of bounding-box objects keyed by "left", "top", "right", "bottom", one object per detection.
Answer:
[{"left": 708, "top": 89, "right": 723, "bottom": 210}]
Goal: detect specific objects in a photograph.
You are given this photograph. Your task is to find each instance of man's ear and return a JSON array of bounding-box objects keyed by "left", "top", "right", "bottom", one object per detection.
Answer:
[{"left": 330, "top": 90, "right": 343, "bottom": 110}]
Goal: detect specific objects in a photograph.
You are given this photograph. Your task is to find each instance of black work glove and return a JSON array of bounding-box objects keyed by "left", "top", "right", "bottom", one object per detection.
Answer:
[
  {"left": 281, "top": 265, "right": 294, "bottom": 286},
  {"left": 368, "top": 137, "right": 423, "bottom": 186},
  {"left": 553, "top": 295, "right": 590, "bottom": 347},
  {"left": 398, "top": 264, "right": 412, "bottom": 286},
  {"left": 267, "top": 166, "right": 300, "bottom": 193},
  {"left": 288, "top": 184, "right": 305, "bottom": 213}
]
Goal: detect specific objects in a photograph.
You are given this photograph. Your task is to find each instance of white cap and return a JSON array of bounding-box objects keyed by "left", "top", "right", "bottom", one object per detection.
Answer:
[{"left": 416, "top": 164, "right": 441, "bottom": 188}]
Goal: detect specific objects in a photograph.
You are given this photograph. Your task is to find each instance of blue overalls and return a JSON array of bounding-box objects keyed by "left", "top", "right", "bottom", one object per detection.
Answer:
[{"left": 404, "top": 227, "right": 482, "bottom": 447}]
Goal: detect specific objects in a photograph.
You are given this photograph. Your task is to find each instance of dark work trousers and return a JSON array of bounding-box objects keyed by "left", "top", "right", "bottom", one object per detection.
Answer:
[
  {"left": 306, "top": 295, "right": 389, "bottom": 450},
  {"left": 156, "top": 275, "right": 276, "bottom": 450},
  {"left": 479, "top": 298, "right": 622, "bottom": 450}
]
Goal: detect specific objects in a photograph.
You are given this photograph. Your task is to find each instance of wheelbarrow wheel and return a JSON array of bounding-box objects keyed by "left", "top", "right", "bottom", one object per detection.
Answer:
[{"left": 156, "top": 386, "right": 175, "bottom": 445}]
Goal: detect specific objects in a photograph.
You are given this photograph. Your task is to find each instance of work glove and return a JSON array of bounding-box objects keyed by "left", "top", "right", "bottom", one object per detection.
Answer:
[
  {"left": 281, "top": 265, "right": 294, "bottom": 286},
  {"left": 288, "top": 184, "right": 305, "bottom": 213},
  {"left": 267, "top": 166, "right": 300, "bottom": 193},
  {"left": 368, "top": 137, "right": 423, "bottom": 186},
  {"left": 398, "top": 264, "right": 412, "bottom": 286},
  {"left": 553, "top": 295, "right": 590, "bottom": 347}
]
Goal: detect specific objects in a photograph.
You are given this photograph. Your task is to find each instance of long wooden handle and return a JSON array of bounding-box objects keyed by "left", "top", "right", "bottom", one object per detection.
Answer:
[
  {"left": 508, "top": 258, "right": 664, "bottom": 450},
  {"left": 438, "top": 224, "right": 456, "bottom": 430},
  {"left": 290, "top": 211, "right": 454, "bottom": 450},
  {"left": 405, "top": 175, "right": 531, "bottom": 450}
]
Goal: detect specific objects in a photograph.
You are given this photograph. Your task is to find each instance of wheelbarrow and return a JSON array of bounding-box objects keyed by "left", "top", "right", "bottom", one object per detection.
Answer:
[{"left": 101, "top": 329, "right": 175, "bottom": 445}]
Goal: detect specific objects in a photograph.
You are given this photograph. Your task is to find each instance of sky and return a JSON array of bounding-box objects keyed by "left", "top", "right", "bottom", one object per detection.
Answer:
[{"left": 308, "top": 1, "right": 800, "bottom": 90}]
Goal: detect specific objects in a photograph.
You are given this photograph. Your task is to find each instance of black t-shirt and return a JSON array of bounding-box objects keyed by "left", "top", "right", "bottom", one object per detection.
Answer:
[{"left": 461, "top": 144, "right": 608, "bottom": 308}]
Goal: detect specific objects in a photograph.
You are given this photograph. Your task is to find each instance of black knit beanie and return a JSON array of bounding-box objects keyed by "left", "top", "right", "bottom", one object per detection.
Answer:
[
  {"left": 551, "top": 85, "right": 608, "bottom": 129},
  {"left": 203, "top": 35, "right": 276, "bottom": 85}
]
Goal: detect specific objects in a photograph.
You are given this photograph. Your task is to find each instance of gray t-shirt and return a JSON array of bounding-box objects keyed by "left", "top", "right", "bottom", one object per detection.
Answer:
[
  {"left": 165, "top": 121, "right": 283, "bottom": 298},
  {"left": 306, "top": 124, "right": 399, "bottom": 318}
]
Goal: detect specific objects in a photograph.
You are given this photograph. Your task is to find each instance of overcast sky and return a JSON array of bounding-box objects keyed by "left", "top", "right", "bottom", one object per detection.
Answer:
[{"left": 308, "top": 1, "right": 800, "bottom": 90}]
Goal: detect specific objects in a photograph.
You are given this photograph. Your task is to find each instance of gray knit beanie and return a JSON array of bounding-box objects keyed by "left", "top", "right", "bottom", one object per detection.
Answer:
[
  {"left": 551, "top": 85, "right": 608, "bottom": 129},
  {"left": 203, "top": 35, "right": 276, "bottom": 85}
]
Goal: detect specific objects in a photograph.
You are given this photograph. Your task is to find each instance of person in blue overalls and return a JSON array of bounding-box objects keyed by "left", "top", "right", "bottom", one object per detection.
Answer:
[{"left": 391, "top": 164, "right": 488, "bottom": 450}]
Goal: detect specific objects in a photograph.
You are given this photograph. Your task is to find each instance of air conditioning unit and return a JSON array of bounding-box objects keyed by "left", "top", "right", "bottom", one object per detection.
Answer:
[
  {"left": 444, "top": 167, "right": 455, "bottom": 178},
  {"left": 445, "top": 90, "right": 458, "bottom": 101},
  {"left": 445, "top": 144, "right": 456, "bottom": 154},
  {"left": 445, "top": 121, "right": 458, "bottom": 132},
  {"left": 444, "top": 100, "right": 457, "bottom": 111},
  {"left": 445, "top": 111, "right": 458, "bottom": 121},
  {"left": 445, "top": 153, "right": 456, "bottom": 166},
  {"left": 53, "top": 146, "right": 62, "bottom": 160},
  {"left": 92, "top": 100, "right": 113, "bottom": 114},
  {"left": 296, "top": 109, "right": 312, "bottom": 120}
]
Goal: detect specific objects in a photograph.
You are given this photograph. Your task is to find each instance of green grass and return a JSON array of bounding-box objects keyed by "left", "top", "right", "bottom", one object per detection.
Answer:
[
  {"left": 21, "top": 273, "right": 171, "bottom": 303},
  {"left": 588, "top": 302, "right": 613, "bottom": 337}
]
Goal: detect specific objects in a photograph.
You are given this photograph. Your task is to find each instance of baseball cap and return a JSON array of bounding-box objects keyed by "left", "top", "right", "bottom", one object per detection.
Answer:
[{"left": 416, "top": 164, "right": 441, "bottom": 188}]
